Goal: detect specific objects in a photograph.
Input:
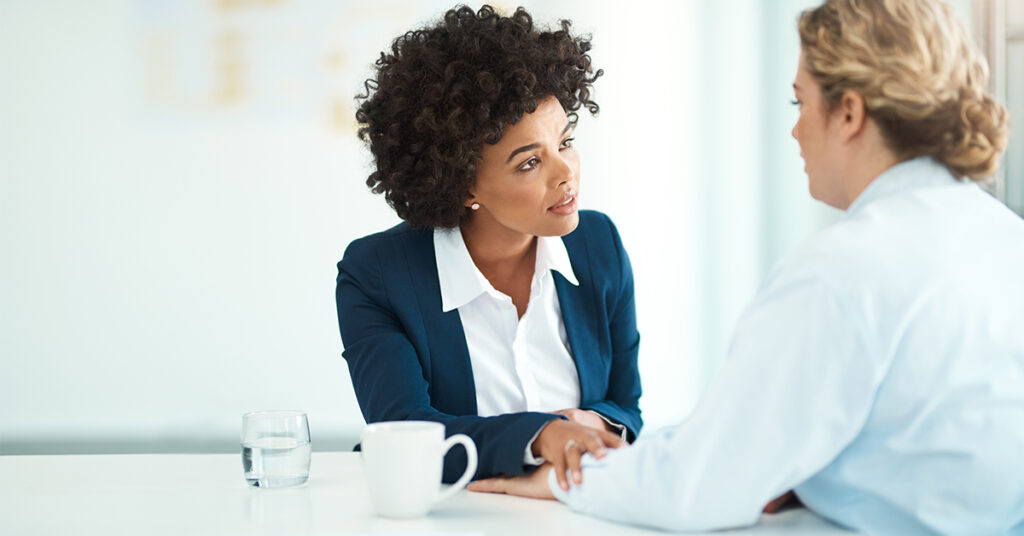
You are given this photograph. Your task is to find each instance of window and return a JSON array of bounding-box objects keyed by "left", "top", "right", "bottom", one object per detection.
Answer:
[{"left": 974, "top": 0, "right": 1024, "bottom": 216}]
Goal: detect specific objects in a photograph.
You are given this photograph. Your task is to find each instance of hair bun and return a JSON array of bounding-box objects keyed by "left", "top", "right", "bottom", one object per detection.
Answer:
[{"left": 939, "top": 94, "right": 1010, "bottom": 180}]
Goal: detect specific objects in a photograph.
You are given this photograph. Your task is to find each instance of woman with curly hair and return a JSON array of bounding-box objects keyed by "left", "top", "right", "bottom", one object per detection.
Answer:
[
  {"left": 471, "top": 1, "right": 1024, "bottom": 533},
  {"left": 335, "top": 5, "right": 640, "bottom": 488}
]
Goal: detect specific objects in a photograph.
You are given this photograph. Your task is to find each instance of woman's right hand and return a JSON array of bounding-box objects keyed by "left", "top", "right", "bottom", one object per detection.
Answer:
[{"left": 532, "top": 419, "right": 626, "bottom": 491}]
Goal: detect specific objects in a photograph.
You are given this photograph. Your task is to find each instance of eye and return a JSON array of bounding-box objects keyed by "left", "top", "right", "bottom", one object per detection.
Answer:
[
  {"left": 790, "top": 99, "right": 802, "bottom": 108},
  {"left": 518, "top": 156, "right": 540, "bottom": 172},
  {"left": 560, "top": 137, "right": 575, "bottom": 149}
]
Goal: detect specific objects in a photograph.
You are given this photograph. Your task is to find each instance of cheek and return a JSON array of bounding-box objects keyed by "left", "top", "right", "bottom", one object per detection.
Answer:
[
  {"left": 486, "top": 177, "right": 546, "bottom": 211},
  {"left": 566, "top": 149, "right": 581, "bottom": 170}
]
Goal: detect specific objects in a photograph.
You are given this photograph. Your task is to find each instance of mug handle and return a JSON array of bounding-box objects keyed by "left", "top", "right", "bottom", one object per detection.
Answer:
[{"left": 435, "top": 433, "right": 477, "bottom": 504}]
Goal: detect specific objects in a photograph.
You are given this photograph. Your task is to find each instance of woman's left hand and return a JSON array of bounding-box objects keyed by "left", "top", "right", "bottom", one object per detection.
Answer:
[{"left": 468, "top": 463, "right": 556, "bottom": 500}]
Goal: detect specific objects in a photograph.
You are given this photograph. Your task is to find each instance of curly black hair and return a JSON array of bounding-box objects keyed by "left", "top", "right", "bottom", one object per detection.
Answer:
[{"left": 355, "top": 4, "right": 602, "bottom": 229}]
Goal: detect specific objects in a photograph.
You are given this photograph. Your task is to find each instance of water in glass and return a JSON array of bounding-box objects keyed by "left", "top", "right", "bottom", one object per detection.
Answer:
[
  {"left": 241, "top": 410, "right": 311, "bottom": 488},
  {"left": 242, "top": 436, "right": 311, "bottom": 488}
]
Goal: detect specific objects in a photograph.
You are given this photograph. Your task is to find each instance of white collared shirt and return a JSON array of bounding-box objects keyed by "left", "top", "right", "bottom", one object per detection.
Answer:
[{"left": 433, "top": 228, "right": 582, "bottom": 418}]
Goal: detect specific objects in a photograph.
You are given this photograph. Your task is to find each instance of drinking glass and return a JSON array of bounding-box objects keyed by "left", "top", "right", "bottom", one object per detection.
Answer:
[{"left": 241, "top": 410, "right": 311, "bottom": 488}]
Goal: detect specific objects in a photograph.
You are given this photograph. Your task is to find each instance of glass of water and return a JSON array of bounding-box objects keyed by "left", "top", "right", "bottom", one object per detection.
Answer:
[{"left": 241, "top": 410, "right": 311, "bottom": 488}]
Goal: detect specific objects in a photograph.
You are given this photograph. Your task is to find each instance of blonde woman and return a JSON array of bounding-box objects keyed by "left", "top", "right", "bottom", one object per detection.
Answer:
[{"left": 469, "top": 0, "right": 1024, "bottom": 533}]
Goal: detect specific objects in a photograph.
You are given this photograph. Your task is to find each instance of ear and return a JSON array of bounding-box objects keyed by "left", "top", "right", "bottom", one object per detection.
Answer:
[
  {"left": 463, "top": 191, "right": 478, "bottom": 209},
  {"left": 837, "top": 89, "right": 867, "bottom": 143}
]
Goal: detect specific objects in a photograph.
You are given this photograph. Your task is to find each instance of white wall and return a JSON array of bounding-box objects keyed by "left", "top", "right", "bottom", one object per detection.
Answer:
[{"left": 1, "top": 0, "right": 851, "bottom": 454}]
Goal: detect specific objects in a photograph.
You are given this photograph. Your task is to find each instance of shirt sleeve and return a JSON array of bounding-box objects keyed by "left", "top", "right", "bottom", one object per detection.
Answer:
[
  {"left": 588, "top": 410, "right": 628, "bottom": 441},
  {"left": 523, "top": 426, "right": 546, "bottom": 466},
  {"left": 549, "top": 271, "right": 889, "bottom": 531}
]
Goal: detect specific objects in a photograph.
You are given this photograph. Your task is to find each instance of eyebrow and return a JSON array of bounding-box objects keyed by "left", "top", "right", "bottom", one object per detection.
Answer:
[{"left": 505, "top": 121, "right": 574, "bottom": 164}]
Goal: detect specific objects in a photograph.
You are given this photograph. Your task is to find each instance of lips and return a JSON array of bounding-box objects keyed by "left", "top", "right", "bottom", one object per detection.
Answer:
[{"left": 548, "top": 193, "right": 577, "bottom": 215}]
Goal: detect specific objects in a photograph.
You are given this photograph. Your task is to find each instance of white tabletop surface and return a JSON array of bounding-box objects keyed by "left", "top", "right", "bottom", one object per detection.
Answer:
[{"left": 0, "top": 452, "right": 854, "bottom": 535}]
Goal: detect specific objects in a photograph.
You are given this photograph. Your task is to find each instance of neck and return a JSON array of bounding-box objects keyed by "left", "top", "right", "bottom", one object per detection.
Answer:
[
  {"left": 837, "top": 122, "right": 902, "bottom": 210},
  {"left": 460, "top": 213, "right": 536, "bottom": 269},
  {"left": 841, "top": 156, "right": 901, "bottom": 209}
]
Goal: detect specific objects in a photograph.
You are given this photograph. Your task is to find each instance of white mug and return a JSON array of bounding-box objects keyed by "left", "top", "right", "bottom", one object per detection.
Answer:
[{"left": 360, "top": 421, "right": 477, "bottom": 518}]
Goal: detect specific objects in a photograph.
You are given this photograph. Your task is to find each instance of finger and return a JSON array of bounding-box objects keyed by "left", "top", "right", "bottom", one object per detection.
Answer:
[
  {"left": 467, "top": 478, "right": 506, "bottom": 494},
  {"left": 565, "top": 440, "right": 584, "bottom": 485},
  {"left": 552, "top": 448, "right": 569, "bottom": 491},
  {"left": 763, "top": 491, "right": 796, "bottom": 513},
  {"left": 581, "top": 434, "right": 609, "bottom": 460}
]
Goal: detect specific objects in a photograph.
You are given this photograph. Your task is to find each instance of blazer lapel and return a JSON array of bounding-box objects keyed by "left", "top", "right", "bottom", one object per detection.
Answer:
[
  {"left": 555, "top": 233, "right": 603, "bottom": 405},
  {"left": 403, "top": 229, "right": 478, "bottom": 415}
]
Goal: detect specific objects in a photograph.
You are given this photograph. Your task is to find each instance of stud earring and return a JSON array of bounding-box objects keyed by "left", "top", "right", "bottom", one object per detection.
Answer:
[{"left": 470, "top": 203, "right": 480, "bottom": 210}]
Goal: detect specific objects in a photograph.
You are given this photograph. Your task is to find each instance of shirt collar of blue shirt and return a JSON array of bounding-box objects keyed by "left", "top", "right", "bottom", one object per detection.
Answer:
[{"left": 846, "top": 156, "right": 962, "bottom": 216}]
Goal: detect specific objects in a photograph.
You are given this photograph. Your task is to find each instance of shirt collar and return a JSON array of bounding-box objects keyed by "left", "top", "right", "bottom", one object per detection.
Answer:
[
  {"left": 433, "top": 228, "right": 579, "bottom": 313},
  {"left": 846, "top": 156, "right": 960, "bottom": 215},
  {"left": 434, "top": 228, "right": 490, "bottom": 313},
  {"left": 536, "top": 234, "right": 580, "bottom": 287}
]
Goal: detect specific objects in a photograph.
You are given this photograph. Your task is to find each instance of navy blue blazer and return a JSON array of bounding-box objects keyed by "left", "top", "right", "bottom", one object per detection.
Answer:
[{"left": 335, "top": 210, "right": 642, "bottom": 482}]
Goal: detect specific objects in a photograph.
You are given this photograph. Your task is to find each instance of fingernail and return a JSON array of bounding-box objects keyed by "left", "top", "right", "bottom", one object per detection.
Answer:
[
  {"left": 573, "top": 471, "right": 582, "bottom": 484},
  {"left": 561, "top": 480, "right": 569, "bottom": 491},
  {"left": 595, "top": 448, "right": 607, "bottom": 457}
]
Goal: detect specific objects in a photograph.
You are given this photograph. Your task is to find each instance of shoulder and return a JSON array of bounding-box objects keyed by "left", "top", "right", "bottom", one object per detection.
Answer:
[
  {"left": 779, "top": 183, "right": 973, "bottom": 291},
  {"left": 562, "top": 210, "right": 633, "bottom": 291},
  {"left": 766, "top": 218, "right": 881, "bottom": 295},
  {"left": 575, "top": 209, "right": 618, "bottom": 236},
  {"left": 760, "top": 203, "right": 925, "bottom": 328},
  {"left": 565, "top": 210, "right": 625, "bottom": 254},
  {"left": 337, "top": 222, "right": 436, "bottom": 290},
  {"left": 341, "top": 221, "right": 431, "bottom": 265}
]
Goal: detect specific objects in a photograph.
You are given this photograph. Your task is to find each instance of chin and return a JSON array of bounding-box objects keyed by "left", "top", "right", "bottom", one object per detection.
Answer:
[
  {"left": 808, "top": 184, "right": 845, "bottom": 210},
  {"left": 806, "top": 167, "right": 847, "bottom": 208},
  {"left": 807, "top": 174, "right": 828, "bottom": 203},
  {"left": 808, "top": 182, "right": 822, "bottom": 202},
  {"left": 561, "top": 213, "right": 581, "bottom": 235},
  {"left": 541, "top": 212, "right": 580, "bottom": 237}
]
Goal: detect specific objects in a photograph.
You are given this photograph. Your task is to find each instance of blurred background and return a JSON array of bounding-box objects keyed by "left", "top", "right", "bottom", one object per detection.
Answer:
[{"left": 1, "top": 0, "right": 1019, "bottom": 454}]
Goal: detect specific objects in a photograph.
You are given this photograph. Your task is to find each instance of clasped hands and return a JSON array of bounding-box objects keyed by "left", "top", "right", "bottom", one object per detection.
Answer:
[
  {"left": 467, "top": 409, "right": 801, "bottom": 513},
  {"left": 467, "top": 408, "right": 626, "bottom": 500}
]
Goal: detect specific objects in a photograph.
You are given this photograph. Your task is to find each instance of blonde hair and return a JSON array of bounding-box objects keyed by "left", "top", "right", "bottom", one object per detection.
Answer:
[{"left": 798, "top": 0, "right": 1009, "bottom": 180}]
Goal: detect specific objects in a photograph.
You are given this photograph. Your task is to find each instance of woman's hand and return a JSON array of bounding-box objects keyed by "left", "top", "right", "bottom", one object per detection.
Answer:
[
  {"left": 552, "top": 408, "right": 612, "bottom": 432},
  {"left": 468, "top": 463, "right": 556, "bottom": 499},
  {"left": 531, "top": 418, "right": 625, "bottom": 491},
  {"left": 763, "top": 490, "right": 801, "bottom": 513}
]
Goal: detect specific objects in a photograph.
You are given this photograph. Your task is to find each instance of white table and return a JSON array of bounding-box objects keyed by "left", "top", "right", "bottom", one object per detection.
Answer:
[{"left": 0, "top": 452, "right": 854, "bottom": 535}]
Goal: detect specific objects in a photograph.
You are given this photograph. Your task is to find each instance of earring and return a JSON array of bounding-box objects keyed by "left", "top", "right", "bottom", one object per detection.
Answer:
[{"left": 470, "top": 203, "right": 480, "bottom": 210}]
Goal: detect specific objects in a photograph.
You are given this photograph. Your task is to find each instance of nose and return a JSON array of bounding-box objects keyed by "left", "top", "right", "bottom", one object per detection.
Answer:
[
  {"left": 791, "top": 122, "right": 798, "bottom": 141},
  {"left": 554, "top": 153, "right": 576, "bottom": 188}
]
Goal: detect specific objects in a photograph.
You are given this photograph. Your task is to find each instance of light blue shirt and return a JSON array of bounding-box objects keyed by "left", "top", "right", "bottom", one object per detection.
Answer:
[{"left": 550, "top": 158, "right": 1024, "bottom": 535}]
